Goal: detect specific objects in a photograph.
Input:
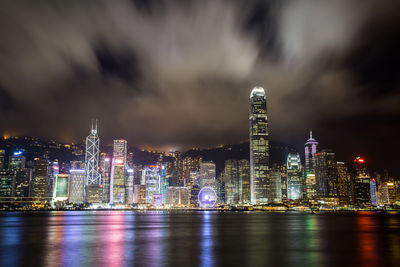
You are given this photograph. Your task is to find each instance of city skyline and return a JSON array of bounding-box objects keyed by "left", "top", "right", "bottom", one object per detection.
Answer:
[
  {"left": 0, "top": 0, "right": 399, "bottom": 178},
  {"left": 0, "top": 2, "right": 399, "bottom": 267}
]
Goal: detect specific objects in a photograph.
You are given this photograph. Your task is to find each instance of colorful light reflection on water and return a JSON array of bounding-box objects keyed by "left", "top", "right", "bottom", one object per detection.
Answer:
[{"left": 0, "top": 211, "right": 399, "bottom": 267}]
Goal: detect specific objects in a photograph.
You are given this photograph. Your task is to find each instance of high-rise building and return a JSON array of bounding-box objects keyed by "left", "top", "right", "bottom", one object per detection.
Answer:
[
  {"left": 200, "top": 162, "right": 216, "bottom": 189},
  {"left": 352, "top": 157, "right": 371, "bottom": 207},
  {"left": 239, "top": 159, "right": 250, "bottom": 204},
  {"left": 160, "top": 164, "right": 168, "bottom": 204},
  {"left": 85, "top": 120, "right": 102, "bottom": 203},
  {"left": 110, "top": 158, "right": 126, "bottom": 204},
  {"left": 133, "top": 184, "right": 146, "bottom": 204},
  {"left": 8, "top": 152, "right": 26, "bottom": 171},
  {"left": 336, "top": 162, "right": 351, "bottom": 205},
  {"left": 125, "top": 169, "right": 134, "bottom": 205},
  {"left": 315, "top": 150, "right": 338, "bottom": 198},
  {"left": 305, "top": 173, "right": 316, "bottom": 200},
  {"left": 190, "top": 184, "right": 201, "bottom": 207},
  {"left": 224, "top": 160, "right": 239, "bottom": 205},
  {"left": 249, "top": 86, "right": 270, "bottom": 204},
  {"left": 32, "top": 157, "right": 49, "bottom": 202},
  {"left": 68, "top": 169, "right": 85, "bottom": 204},
  {"left": 370, "top": 178, "right": 378, "bottom": 206},
  {"left": 0, "top": 170, "right": 13, "bottom": 198},
  {"left": 110, "top": 140, "right": 128, "bottom": 204},
  {"left": 286, "top": 153, "right": 303, "bottom": 200},
  {"left": 378, "top": 181, "right": 396, "bottom": 205},
  {"left": 182, "top": 156, "right": 202, "bottom": 185},
  {"left": 143, "top": 166, "right": 161, "bottom": 204},
  {"left": 305, "top": 130, "right": 318, "bottom": 175},
  {"left": 0, "top": 149, "right": 5, "bottom": 169},
  {"left": 13, "top": 169, "right": 29, "bottom": 199},
  {"left": 113, "top": 140, "right": 127, "bottom": 163},
  {"left": 100, "top": 154, "right": 111, "bottom": 203},
  {"left": 269, "top": 169, "right": 282, "bottom": 203},
  {"left": 53, "top": 174, "right": 69, "bottom": 202},
  {"left": 224, "top": 159, "right": 251, "bottom": 205}
]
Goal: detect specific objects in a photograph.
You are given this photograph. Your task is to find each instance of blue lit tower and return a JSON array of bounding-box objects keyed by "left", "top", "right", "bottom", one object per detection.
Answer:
[
  {"left": 249, "top": 86, "right": 270, "bottom": 204},
  {"left": 305, "top": 130, "right": 318, "bottom": 175},
  {"left": 85, "top": 120, "right": 101, "bottom": 186}
]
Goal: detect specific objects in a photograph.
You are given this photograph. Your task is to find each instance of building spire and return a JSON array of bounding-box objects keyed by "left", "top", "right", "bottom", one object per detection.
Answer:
[{"left": 310, "top": 129, "right": 313, "bottom": 139}]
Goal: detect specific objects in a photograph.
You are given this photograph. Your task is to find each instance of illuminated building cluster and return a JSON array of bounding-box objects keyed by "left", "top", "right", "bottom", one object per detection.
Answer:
[{"left": 0, "top": 87, "right": 399, "bottom": 211}]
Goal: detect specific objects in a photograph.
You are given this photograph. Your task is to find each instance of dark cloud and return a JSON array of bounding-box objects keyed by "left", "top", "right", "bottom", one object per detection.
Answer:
[{"left": 0, "top": 0, "right": 399, "bottom": 174}]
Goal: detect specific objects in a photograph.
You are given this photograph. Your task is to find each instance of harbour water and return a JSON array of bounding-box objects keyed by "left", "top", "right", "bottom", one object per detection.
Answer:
[{"left": 0, "top": 211, "right": 399, "bottom": 266}]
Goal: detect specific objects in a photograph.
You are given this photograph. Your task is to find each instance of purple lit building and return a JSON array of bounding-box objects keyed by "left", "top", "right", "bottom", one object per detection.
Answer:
[{"left": 305, "top": 130, "right": 318, "bottom": 175}]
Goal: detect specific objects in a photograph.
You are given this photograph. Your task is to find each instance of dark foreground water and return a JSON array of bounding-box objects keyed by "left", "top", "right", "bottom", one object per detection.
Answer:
[{"left": 0, "top": 211, "right": 399, "bottom": 267}]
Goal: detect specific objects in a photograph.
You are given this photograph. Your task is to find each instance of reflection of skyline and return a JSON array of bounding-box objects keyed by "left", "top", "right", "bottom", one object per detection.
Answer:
[
  {"left": 357, "top": 212, "right": 380, "bottom": 267},
  {"left": 45, "top": 212, "right": 65, "bottom": 266},
  {"left": 0, "top": 212, "right": 400, "bottom": 266},
  {"left": 305, "top": 214, "right": 322, "bottom": 266},
  {"left": 0, "top": 215, "right": 22, "bottom": 266},
  {"left": 200, "top": 211, "right": 214, "bottom": 267}
]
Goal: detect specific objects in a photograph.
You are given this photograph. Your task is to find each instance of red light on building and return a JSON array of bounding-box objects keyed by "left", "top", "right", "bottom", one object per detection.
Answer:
[{"left": 354, "top": 157, "right": 365, "bottom": 163}]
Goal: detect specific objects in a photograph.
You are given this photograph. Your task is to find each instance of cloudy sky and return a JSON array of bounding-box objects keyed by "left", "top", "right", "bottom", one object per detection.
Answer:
[{"left": 0, "top": 0, "right": 399, "bottom": 174}]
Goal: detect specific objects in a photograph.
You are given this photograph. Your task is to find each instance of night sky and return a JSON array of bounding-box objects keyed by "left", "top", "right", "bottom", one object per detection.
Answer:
[{"left": 0, "top": 0, "right": 399, "bottom": 175}]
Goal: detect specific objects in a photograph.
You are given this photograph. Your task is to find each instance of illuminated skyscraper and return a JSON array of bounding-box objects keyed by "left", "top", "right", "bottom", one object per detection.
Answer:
[
  {"left": 239, "top": 159, "right": 250, "bottom": 204},
  {"left": 269, "top": 169, "right": 282, "bottom": 203},
  {"left": 352, "top": 157, "right": 371, "bottom": 207},
  {"left": 125, "top": 169, "right": 134, "bottom": 204},
  {"left": 143, "top": 166, "right": 161, "bottom": 204},
  {"left": 53, "top": 174, "right": 69, "bottom": 202},
  {"left": 224, "top": 160, "right": 239, "bottom": 205},
  {"left": 113, "top": 140, "right": 127, "bottom": 163},
  {"left": 336, "top": 162, "right": 351, "bottom": 205},
  {"left": 110, "top": 140, "right": 128, "bottom": 204},
  {"left": 32, "top": 157, "right": 49, "bottom": 202},
  {"left": 85, "top": 120, "right": 101, "bottom": 185},
  {"left": 315, "top": 150, "right": 338, "bottom": 198},
  {"left": 68, "top": 169, "right": 85, "bottom": 204},
  {"left": 160, "top": 164, "right": 168, "bottom": 203},
  {"left": 100, "top": 153, "right": 111, "bottom": 203},
  {"left": 249, "top": 86, "right": 270, "bottom": 204},
  {"left": 370, "top": 178, "right": 378, "bottom": 206},
  {"left": 286, "top": 153, "right": 303, "bottom": 200},
  {"left": 200, "top": 161, "right": 216, "bottom": 190},
  {"left": 305, "top": 130, "right": 318, "bottom": 175},
  {"left": 85, "top": 120, "right": 102, "bottom": 203}
]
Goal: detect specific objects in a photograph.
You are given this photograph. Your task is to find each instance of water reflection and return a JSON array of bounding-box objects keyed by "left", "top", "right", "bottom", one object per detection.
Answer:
[
  {"left": 305, "top": 214, "right": 322, "bottom": 266},
  {"left": 0, "top": 214, "right": 22, "bottom": 266},
  {"left": 0, "top": 211, "right": 400, "bottom": 267},
  {"left": 357, "top": 212, "right": 379, "bottom": 266},
  {"left": 200, "top": 211, "right": 214, "bottom": 267},
  {"left": 137, "top": 211, "right": 166, "bottom": 266},
  {"left": 45, "top": 212, "right": 66, "bottom": 266}
]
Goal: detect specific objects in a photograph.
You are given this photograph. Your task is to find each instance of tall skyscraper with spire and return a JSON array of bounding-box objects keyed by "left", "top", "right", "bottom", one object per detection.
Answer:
[
  {"left": 305, "top": 130, "right": 318, "bottom": 175},
  {"left": 85, "top": 120, "right": 102, "bottom": 202},
  {"left": 249, "top": 86, "right": 270, "bottom": 204}
]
